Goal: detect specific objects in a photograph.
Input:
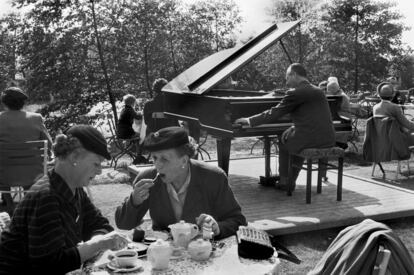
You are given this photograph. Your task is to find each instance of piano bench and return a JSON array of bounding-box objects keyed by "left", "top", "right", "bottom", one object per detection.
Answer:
[{"left": 288, "top": 147, "right": 345, "bottom": 204}]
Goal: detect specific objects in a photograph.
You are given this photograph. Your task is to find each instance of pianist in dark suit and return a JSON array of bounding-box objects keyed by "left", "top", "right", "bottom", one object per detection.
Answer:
[
  {"left": 115, "top": 126, "right": 247, "bottom": 239},
  {"left": 235, "top": 63, "right": 336, "bottom": 190},
  {"left": 143, "top": 78, "right": 179, "bottom": 136}
]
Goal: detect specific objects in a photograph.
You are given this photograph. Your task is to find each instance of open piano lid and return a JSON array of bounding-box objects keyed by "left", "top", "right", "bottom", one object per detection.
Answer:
[{"left": 162, "top": 20, "right": 301, "bottom": 95}]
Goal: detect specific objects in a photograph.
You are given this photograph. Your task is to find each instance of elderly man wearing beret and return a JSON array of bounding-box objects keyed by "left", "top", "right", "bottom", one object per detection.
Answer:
[{"left": 115, "top": 126, "right": 247, "bottom": 239}]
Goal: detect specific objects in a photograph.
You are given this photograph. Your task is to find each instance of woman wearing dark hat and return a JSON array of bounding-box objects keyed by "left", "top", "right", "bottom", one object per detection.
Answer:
[
  {"left": 0, "top": 125, "right": 129, "bottom": 274},
  {"left": 115, "top": 126, "right": 247, "bottom": 239},
  {"left": 0, "top": 87, "right": 53, "bottom": 207}
]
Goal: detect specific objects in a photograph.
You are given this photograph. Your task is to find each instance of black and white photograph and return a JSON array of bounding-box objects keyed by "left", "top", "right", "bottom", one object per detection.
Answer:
[{"left": 0, "top": 0, "right": 414, "bottom": 274}]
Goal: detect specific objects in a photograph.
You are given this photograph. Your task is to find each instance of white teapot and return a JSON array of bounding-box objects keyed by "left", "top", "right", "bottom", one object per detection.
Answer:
[
  {"left": 188, "top": 238, "right": 212, "bottom": 261},
  {"left": 147, "top": 239, "right": 172, "bottom": 270},
  {"left": 168, "top": 220, "right": 199, "bottom": 248}
]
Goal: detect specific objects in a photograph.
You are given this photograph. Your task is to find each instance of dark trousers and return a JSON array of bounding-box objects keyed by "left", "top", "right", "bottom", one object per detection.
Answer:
[{"left": 278, "top": 141, "right": 304, "bottom": 182}]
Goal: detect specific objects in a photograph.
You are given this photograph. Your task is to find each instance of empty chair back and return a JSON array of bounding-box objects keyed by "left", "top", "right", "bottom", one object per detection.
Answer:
[
  {"left": 0, "top": 140, "right": 48, "bottom": 188},
  {"left": 309, "top": 219, "right": 414, "bottom": 275},
  {"left": 363, "top": 117, "right": 411, "bottom": 163}
]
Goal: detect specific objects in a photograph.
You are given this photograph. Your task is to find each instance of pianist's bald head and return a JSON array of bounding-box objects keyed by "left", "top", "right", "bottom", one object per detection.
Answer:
[
  {"left": 288, "top": 63, "right": 307, "bottom": 78},
  {"left": 286, "top": 63, "right": 307, "bottom": 88}
]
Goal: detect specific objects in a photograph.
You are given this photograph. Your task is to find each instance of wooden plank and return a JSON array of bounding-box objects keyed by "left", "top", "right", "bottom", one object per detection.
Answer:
[{"left": 128, "top": 157, "right": 414, "bottom": 236}]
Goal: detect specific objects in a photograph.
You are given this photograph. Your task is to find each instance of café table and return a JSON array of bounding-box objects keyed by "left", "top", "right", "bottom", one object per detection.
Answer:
[{"left": 75, "top": 230, "right": 280, "bottom": 275}]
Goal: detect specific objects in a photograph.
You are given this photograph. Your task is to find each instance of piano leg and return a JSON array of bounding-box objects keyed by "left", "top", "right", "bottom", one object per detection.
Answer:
[
  {"left": 264, "top": 136, "right": 271, "bottom": 178},
  {"left": 259, "top": 136, "right": 279, "bottom": 186},
  {"left": 217, "top": 138, "right": 231, "bottom": 175}
]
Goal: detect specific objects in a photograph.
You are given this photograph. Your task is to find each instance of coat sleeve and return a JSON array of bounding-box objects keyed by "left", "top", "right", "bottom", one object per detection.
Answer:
[
  {"left": 115, "top": 170, "right": 154, "bottom": 230},
  {"left": 209, "top": 170, "right": 247, "bottom": 239},
  {"left": 36, "top": 114, "right": 53, "bottom": 156},
  {"left": 115, "top": 194, "right": 149, "bottom": 230},
  {"left": 392, "top": 105, "right": 414, "bottom": 131},
  {"left": 248, "top": 90, "right": 300, "bottom": 127}
]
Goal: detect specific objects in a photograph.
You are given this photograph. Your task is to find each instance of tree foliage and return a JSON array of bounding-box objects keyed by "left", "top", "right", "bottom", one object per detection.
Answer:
[
  {"left": 0, "top": 0, "right": 412, "bottom": 137},
  {"left": 1, "top": 0, "right": 242, "bottom": 136},
  {"left": 264, "top": 0, "right": 411, "bottom": 92}
]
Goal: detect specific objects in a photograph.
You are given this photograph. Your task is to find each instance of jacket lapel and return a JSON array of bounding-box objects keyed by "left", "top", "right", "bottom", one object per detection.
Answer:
[{"left": 181, "top": 161, "right": 203, "bottom": 221}]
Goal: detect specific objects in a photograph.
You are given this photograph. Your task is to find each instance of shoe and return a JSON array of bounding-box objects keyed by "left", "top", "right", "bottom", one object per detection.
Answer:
[
  {"left": 274, "top": 177, "right": 296, "bottom": 192},
  {"left": 132, "top": 155, "right": 149, "bottom": 165},
  {"left": 258, "top": 175, "right": 280, "bottom": 187}
]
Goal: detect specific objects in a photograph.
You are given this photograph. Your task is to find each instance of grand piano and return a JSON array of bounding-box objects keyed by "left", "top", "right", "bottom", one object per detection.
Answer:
[{"left": 160, "top": 20, "right": 351, "bottom": 178}]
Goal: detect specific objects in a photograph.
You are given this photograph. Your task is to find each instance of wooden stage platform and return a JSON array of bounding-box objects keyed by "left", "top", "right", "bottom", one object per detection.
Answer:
[{"left": 128, "top": 156, "right": 414, "bottom": 236}]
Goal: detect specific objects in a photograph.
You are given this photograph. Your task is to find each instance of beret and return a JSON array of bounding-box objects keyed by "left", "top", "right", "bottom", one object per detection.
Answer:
[
  {"left": 67, "top": 124, "right": 111, "bottom": 160},
  {"left": 2, "top": 87, "right": 28, "bottom": 100},
  {"left": 143, "top": 126, "right": 189, "bottom": 152}
]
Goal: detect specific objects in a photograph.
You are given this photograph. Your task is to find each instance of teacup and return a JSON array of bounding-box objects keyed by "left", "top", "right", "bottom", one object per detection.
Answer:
[{"left": 114, "top": 250, "right": 138, "bottom": 268}]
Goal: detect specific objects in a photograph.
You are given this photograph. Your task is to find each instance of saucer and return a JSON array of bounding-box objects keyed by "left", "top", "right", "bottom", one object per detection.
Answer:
[
  {"left": 144, "top": 231, "right": 169, "bottom": 244},
  {"left": 170, "top": 246, "right": 185, "bottom": 260},
  {"left": 153, "top": 231, "right": 169, "bottom": 240},
  {"left": 107, "top": 259, "right": 143, "bottom": 272},
  {"left": 127, "top": 242, "right": 148, "bottom": 256}
]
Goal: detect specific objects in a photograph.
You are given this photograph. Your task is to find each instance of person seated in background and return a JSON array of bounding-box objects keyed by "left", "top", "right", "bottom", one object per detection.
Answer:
[
  {"left": 0, "top": 125, "right": 129, "bottom": 274},
  {"left": 117, "top": 94, "right": 142, "bottom": 139},
  {"left": 326, "top": 78, "right": 366, "bottom": 118},
  {"left": 143, "top": 78, "right": 179, "bottom": 137},
  {"left": 115, "top": 126, "right": 247, "bottom": 239},
  {"left": 326, "top": 80, "right": 352, "bottom": 116},
  {"left": 0, "top": 86, "right": 53, "bottom": 207},
  {"left": 387, "top": 76, "right": 405, "bottom": 104},
  {"left": 234, "top": 63, "right": 336, "bottom": 191},
  {"left": 318, "top": 80, "right": 328, "bottom": 92},
  {"left": 373, "top": 82, "right": 414, "bottom": 144}
]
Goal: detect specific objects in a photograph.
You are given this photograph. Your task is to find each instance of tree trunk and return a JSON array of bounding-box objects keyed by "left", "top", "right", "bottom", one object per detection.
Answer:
[
  {"left": 168, "top": 17, "right": 178, "bottom": 75},
  {"left": 142, "top": 23, "right": 152, "bottom": 96},
  {"left": 354, "top": 7, "right": 359, "bottom": 94},
  {"left": 90, "top": 0, "right": 118, "bottom": 125}
]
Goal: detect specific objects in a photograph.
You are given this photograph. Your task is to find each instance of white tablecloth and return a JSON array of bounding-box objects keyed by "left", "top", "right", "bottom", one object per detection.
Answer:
[{"left": 80, "top": 235, "right": 280, "bottom": 275}]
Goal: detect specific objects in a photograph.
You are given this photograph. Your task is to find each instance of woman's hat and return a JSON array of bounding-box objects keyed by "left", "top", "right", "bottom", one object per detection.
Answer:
[
  {"left": 2, "top": 87, "right": 28, "bottom": 100},
  {"left": 326, "top": 81, "right": 340, "bottom": 95},
  {"left": 67, "top": 124, "right": 111, "bottom": 160},
  {"left": 377, "top": 82, "right": 394, "bottom": 98},
  {"left": 143, "top": 126, "right": 189, "bottom": 152}
]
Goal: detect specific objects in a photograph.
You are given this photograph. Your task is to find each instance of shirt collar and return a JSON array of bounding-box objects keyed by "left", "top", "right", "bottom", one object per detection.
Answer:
[{"left": 166, "top": 167, "right": 191, "bottom": 195}]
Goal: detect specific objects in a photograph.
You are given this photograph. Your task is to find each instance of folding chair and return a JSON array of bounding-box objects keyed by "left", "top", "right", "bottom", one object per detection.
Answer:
[
  {"left": 363, "top": 117, "right": 413, "bottom": 179},
  {"left": 0, "top": 140, "right": 48, "bottom": 210},
  {"left": 107, "top": 118, "right": 142, "bottom": 168}
]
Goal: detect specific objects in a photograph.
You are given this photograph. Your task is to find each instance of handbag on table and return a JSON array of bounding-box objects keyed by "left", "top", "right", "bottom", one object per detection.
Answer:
[{"left": 236, "top": 226, "right": 301, "bottom": 264}]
